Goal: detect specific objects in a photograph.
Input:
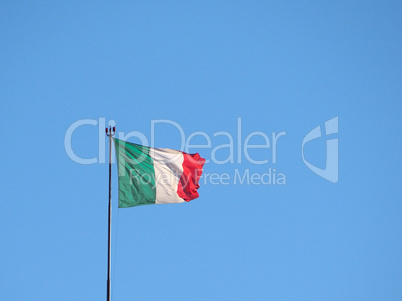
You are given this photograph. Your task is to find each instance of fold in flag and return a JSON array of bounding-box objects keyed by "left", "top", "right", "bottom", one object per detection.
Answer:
[{"left": 114, "top": 138, "right": 205, "bottom": 208}]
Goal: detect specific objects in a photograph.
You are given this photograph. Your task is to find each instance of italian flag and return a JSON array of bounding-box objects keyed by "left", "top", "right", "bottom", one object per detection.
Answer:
[{"left": 114, "top": 138, "right": 205, "bottom": 208}]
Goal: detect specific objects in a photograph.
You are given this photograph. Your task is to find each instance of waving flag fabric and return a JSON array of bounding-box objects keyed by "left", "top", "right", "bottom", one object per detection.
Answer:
[{"left": 114, "top": 138, "right": 205, "bottom": 208}]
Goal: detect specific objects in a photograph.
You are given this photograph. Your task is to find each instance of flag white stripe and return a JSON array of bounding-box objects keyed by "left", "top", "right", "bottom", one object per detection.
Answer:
[{"left": 149, "top": 148, "right": 184, "bottom": 204}]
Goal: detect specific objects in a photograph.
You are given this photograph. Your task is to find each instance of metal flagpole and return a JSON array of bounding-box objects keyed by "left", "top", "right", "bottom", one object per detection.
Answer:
[{"left": 106, "top": 125, "right": 115, "bottom": 301}]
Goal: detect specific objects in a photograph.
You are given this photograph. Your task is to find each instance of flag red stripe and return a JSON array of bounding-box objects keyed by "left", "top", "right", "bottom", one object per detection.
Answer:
[{"left": 177, "top": 152, "right": 205, "bottom": 202}]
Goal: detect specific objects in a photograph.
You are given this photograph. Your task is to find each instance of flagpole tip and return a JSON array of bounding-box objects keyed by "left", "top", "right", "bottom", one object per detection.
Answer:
[{"left": 106, "top": 126, "right": 116, "bottom": 137}]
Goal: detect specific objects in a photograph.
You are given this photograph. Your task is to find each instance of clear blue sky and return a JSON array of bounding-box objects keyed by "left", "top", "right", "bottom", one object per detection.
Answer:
[{"left": 1, "top": 1, "right": 401, "bottom": 300}]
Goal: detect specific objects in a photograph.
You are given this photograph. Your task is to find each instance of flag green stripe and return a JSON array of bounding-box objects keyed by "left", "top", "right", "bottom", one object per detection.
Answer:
[{"left": 114, "top": 138, "right": 156, "bottom": 207}]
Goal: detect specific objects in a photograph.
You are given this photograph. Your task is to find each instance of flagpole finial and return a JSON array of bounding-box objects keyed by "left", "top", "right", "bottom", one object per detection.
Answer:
[{"left": 106, "top": 126, "right": 116, "bottom": 137}]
